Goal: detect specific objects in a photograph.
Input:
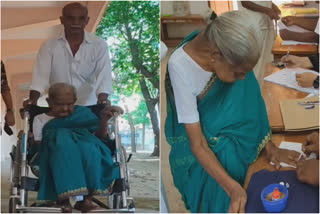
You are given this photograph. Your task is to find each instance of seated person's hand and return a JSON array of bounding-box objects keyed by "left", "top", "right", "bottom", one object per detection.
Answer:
[
  {"left": 281, "top": 16, "right": 295, "bottom": 26},
  {"left": 296, "top": 159, "right": 319, "bottom": 186},
  {"left": 17, "top": 130, "right": 24, "bottom": 141},
  {"left": 296, "top": 73, "right": 318, "bottom": 87},
  {"left": 265, "top": 141, "right": 301, "bottom": 170},
  {"left": 281, "top": 55, "right": 313, "bottom": 69},
  {"left": 99, "top": 106, "right": 124, "bottom": 121},
  {"left": 17, "top": 130, "right": 39, "bottom": 145},
  {"left": 279, "top": 29, "right": 293, "bottom": 40},
  {"left": 303, "top": 132, "right": 319, "bottom": 156}
]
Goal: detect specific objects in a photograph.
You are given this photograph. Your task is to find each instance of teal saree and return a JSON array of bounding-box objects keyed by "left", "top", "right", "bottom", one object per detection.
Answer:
[
  {"left": 165, "top": 32, "right": 271, "bottom": 213},
  {"left": 38, "top": 106, "right": 120, "bottom": 201}
]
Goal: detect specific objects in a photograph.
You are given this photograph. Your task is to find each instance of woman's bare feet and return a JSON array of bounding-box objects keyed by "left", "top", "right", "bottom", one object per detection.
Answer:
[
  {"left": 74, "top": 196, "right": 100, "bottom": 213},
  {"left": 57, "top": 199, "right": 72, "bottom": 213}
]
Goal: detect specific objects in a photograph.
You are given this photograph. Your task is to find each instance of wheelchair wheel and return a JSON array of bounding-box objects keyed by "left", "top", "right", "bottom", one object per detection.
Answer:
[{"left": 9, "top": 198, "right": 18, "bottom": 213}]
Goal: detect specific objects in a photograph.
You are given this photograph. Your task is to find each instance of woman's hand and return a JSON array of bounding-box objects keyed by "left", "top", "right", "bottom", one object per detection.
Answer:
[
  {"left": 303, "top": 132, "right": 319, "bottom": 155},
  {"left": 281, "top": 55, "right": 313, "bottom": 69},
  {"left": 265, "top": 141, "right": 301, "bottom": 169},
  {"left": 281, "top": 16, "right": 295, "bottom": 26},
  {"left": 5, "top": 111, "right": 15, "bottom": 126},
  {"left": 296, "top": 73, "right": 317, "bottom": 88},
  {"left": 228, "top": 182, "right": 247, "bottom": 213},
  {"left": 296, "top": 159, "right": 319, "bottom": 186}
]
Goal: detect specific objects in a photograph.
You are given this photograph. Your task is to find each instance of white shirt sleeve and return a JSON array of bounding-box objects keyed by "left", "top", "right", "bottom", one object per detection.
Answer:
[
  {"left": 30, "top": 41, "right": 52, "bottom": 95},
  {"left": 33, "top": 115, "right": 44, "bottom": 141},
  {"left": 95, "top": 42, "right": 114, "bottom": 96},
  {"left": 314, "top": 18, "right": 319, "bottom": 35},
  {"left": 168, "top": 59, "right": 199, "bottom": 124},
  {"left": 160, "top": 41, "right": 168, "bottom": 61}
]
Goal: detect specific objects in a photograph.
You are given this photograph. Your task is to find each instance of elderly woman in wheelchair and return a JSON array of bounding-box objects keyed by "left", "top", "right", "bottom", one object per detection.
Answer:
[{"left": 26, "top": 83, "right": 123, "bottom": 212}]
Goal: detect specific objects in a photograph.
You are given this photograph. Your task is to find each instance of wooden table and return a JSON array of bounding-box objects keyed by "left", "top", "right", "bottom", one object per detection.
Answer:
[
  {"left": 272, "top": 35, "right": 318, "bottom": 59},
  {"left": 161, "top": 15, "right": 205, "bottom": 47},
  {"left": 262, "top": 64, "right": 308, "bottom": 133},
  {"left": 244, "top": 132, "right": 313, "bottom": 190}
]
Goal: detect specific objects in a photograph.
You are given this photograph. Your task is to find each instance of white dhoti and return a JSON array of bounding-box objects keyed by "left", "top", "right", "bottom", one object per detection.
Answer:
[{"left": 238, "top": 1, "right": 276, "bottom": 89}]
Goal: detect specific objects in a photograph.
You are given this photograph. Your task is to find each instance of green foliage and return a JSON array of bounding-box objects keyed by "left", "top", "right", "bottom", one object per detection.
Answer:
[
  {"left": 96, "top": 1, "right": 160, "bottom": 145},
  {"left": 131, "top": 100, "right": 150, "bottom": 126},
  {"left": 96, "top": 1, "right": 160, "bottom": 97}
]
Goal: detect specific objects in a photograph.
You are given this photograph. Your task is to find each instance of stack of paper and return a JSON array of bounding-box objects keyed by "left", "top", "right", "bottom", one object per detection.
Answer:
[
  {"left": 264, "top": 68, "right": 320, "bottom": 95},
  {"left": 278, "top": 21, "right": 310, "bottom": 33},
  {"left": 280, "top": 96, "right": 319, "bottom": 131}
]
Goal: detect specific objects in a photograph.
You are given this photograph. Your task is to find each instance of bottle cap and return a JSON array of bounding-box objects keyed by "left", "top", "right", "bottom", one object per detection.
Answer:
[{"left": 272, "top": 188, "right": 281, "bottom": 200}]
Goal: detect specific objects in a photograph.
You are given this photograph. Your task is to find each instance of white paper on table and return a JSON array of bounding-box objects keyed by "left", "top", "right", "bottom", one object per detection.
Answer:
[
  {"left": 278, "top": 21, "right": 310, "bottom": 33},
  {"left": 264, "top": 68, "right": 320, "bottom": 95},
  {"left": 305, "top": 94, "right": 320, "bottom": 98},
  {"left": 270, "top": 141, "right": 317, "bottom": 168},
  {"left": 281, "top": 40, "right": 318, "bottom": 45}
]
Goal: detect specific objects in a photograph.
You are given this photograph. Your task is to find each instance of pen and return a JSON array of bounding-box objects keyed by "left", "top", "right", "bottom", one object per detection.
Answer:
[
  {"left": 285, "top": 47, "right": 291, "bottom": 68},
  {"left": 297, "top": 153, "right": 303, "bottom": 162}
]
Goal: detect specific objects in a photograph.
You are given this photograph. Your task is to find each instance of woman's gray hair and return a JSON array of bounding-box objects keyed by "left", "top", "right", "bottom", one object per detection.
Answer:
[
  {"left": 48, "top": 83, "right": 77, "bottom": 100},
  {"left": 205, "top": 10, "right": 261, "bottom": 66}
]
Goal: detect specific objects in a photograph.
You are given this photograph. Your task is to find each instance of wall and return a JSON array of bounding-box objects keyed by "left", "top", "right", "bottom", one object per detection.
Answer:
[{"left": 161, "top": 1, "right": 210, "bottom": 38}]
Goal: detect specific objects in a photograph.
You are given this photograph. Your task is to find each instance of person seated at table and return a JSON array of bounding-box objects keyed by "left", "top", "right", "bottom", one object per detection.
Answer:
[
  {"left": 280, "top": 16, "right": 319, "bottom": 43},
  {"left": 296, "top": 132, "right": 319, "bottom": 186},
  {"left": 281, "top": 54, "right": 319, "bottom": 88},
  {"left": 32, "top": 83, "right": 122, "bottom": 212}
]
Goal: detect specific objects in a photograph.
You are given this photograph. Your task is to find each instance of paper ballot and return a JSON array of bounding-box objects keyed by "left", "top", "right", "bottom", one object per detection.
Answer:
[
  {"left": 270, "top": 141, "right": 317, "bottom": 168},
  {"left": 264, "top": 68, "right": 320, "bottom": 95},
  {"left": 278, "top": 21, "right": 310, "bottom": 33}
]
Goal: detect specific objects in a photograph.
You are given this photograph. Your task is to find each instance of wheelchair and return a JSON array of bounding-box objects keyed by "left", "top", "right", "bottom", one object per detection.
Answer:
[{"left": 9, "top": 104, "right": 135, "bottom": 213}]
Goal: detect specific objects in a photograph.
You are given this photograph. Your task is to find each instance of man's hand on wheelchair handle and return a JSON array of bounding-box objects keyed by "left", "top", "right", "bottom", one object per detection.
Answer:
[{"left": 100, "top": 106, "right": 124, "bottom": 121}]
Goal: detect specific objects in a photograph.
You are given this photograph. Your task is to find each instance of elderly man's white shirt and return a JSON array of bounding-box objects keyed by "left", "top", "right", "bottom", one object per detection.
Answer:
[{"left": 31, "top": 31, "right": 113, "bottom": 106}]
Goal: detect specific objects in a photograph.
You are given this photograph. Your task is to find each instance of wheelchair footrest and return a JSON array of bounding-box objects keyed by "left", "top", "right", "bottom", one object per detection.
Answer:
[{"left": 21, "top": 176, "right": 39, "bottom": 192}]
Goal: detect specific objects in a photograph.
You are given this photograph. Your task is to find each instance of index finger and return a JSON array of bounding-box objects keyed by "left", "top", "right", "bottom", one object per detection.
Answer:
[
  {"left": 228, "top": 200, "right": 240, "bottom": 213},
  {"left": 239, "top": 197, "right": 247, "bottom": 213}
]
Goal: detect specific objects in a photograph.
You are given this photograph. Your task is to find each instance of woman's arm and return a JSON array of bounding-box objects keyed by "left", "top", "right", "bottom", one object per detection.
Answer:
[{"left": 185, "top": 123, "right": 247, "bottom": 213}]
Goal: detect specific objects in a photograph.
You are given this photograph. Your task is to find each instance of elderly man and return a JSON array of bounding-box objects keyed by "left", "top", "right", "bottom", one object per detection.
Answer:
[{"left": 24, "top": 2, "right": 112, "bottom": 107}]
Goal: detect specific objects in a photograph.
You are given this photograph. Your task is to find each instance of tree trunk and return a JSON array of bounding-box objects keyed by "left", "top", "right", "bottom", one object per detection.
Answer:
[
  {"left": 125, "top": 104, "right": 136, "bottom": 153},
  {"left": 142, "top": 123, "right": 145, "bottom": 150},
  {"left": 139, "top": 78, "right": 159, "bottom": 156},
  {"left": 124, "top": 25, "right": 159, "bottom": 156}
]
